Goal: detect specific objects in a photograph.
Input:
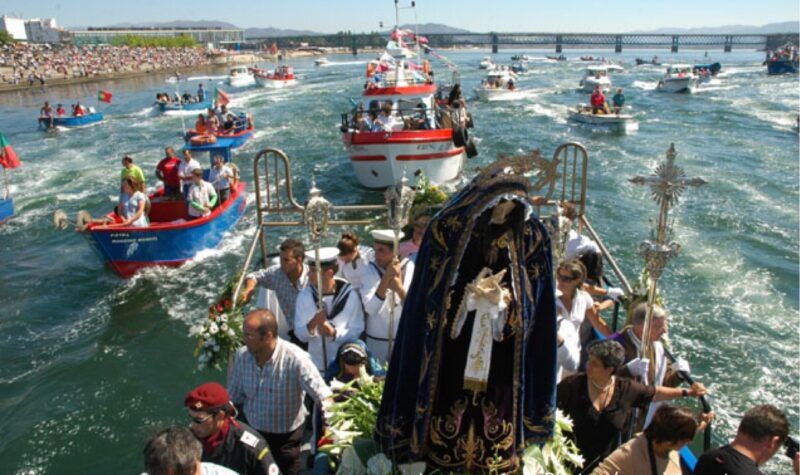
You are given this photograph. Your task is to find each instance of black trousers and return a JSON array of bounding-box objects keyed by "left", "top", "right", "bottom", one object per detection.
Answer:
[{"left": 259, "top": 424, "right": 304, "bottom": 475}]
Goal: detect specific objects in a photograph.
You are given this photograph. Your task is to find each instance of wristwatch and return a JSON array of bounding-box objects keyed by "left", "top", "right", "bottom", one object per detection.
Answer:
[{"left": 682, "top": 388, "right": 689, "bottom": 398}]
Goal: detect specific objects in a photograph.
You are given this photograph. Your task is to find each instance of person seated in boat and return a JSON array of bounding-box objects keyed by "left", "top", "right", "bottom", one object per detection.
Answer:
[
  {"left": 156, "top": 147, "right": 182, "bottom": 197},
  {"left": 508, "top": 78, "right": 516, "bottom": 91},
  {"left": 590, "top": 86, "right": 606, "bottom": 115},
  {"left": 182, "top": 92, "right": 193, "bottom": 103},
  {"left": 113, "top": 177, "right": 149, "bottom": 227},
  {"left": 405, "top": 102, "right": 430, "bottom": 130},
  {"left": 186, "top": 168, "right": 217, "bottom": 219},
  {"left": 447, "top": 84, "right": 463, "bottom": 107},
  {"left": 173, "top": 92, "right": 181, "bottom": 103},
  {"left": 72, "top": 102, "right": 85, "bottom": 117},
  {"left": 120, "top": 155, "right": 146, "bottom": 192},
  {"left": 179, "top": 150, "right": 202, "bottom": 198},
  {"left": 217, "top": 104, "right": 229, "bottom": 124},
  {"left": 354, "top": 110, "right": 371, "bottom": 133},
  {"left": 208, "top": 155, "right": 234, "bottom": 205},
  {"left": 56, "top": 104, "right": 66, "bottom": 117},
  {"left": 219, "top": 114, "right": 236, "bottom": 135},
  {"left": 192, "top": 114, "right": 208, "bottom": 136},
  {"left": 612, "top": 88, "right": 625, "bottom": 115},
  {"left": 206, "top": 109, "right": 220, "bottom": 135}
]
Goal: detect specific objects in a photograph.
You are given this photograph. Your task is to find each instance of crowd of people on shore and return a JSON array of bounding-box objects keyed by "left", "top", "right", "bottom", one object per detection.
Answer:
[
  {"left": 137, "top": 201, "right": 797, "bottom": 474},
  {"left": 0, "top": 43, "right": 211, "bottom": 86}
]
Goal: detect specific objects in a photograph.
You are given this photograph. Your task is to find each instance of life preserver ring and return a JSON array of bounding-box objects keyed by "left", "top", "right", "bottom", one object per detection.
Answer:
[{"left": 190, "top": 134, "right": 217, "bottom": 145}]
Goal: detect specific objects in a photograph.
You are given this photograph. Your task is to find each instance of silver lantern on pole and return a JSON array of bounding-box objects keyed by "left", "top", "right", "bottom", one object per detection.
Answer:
[
  {"left": 629, "top": 143, "right": 706, "bottom": 373},
  {"left": 304, "top": 178, "right": 333, "bottom": 371},
  {"left": 383, "top": 174, "right": 416, "bottom": 358}
]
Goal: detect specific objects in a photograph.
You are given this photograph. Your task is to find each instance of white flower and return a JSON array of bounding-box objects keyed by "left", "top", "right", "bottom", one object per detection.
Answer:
[
  {"left": 209, "top": 323, "right": 219, "bottom": 335},
  {"left": 220, "top": 314, "right": 228, "bottom": 323},
  {"left": 220, "top": 323, "right": 229, "bottom": 332},
  {"left": 188, "top": 324, "right": 204, "bottom": 337},
  {"left": 203, "top": 332, "right": 210, "bottom": 340},
  {"left": 227, "top": 329, "right": 236, "bottom": 337}
]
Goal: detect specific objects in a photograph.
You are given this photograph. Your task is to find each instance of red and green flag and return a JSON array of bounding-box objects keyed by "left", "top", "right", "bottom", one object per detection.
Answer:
[
  {"left": 97, "top": 90, "right": 112, "bottom": 103},
  {"left": 214, "top": 86, "right": 230, "bottom": 106},
  {"left": 0, "top": 133, "right": 21, "bottom": 169}
]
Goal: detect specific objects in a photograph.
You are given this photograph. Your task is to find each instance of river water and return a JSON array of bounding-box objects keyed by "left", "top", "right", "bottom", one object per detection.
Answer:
[{"left": 0, "top": 49, "right": 797, "bottom": 474}]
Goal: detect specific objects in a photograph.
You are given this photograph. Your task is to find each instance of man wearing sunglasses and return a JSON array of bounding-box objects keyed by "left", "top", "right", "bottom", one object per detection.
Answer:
[{"left": 185, "top": 382, "right": 275, "bottom": 475}]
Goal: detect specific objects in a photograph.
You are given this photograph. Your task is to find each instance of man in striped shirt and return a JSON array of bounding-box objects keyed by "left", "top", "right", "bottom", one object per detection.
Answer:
[{"left": 228, "top": 309, "right": 332, "bottom": 475}]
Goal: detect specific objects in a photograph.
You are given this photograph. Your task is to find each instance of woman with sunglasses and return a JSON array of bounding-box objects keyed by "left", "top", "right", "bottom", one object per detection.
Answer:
[{"left": 556, "top": 259, "right": 613, "bottom": 339}]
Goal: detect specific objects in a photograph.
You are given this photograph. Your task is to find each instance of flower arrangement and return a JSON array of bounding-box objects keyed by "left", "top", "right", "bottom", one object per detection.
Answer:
[
  {"left": 521, "top": 410, "right": 584, "bottom": 475},
  {"left": 190, "top": 272, "right": 245, "bottom": 371},
  {"left": 318, "top": 367, "right": 383, "bottom": 457}
]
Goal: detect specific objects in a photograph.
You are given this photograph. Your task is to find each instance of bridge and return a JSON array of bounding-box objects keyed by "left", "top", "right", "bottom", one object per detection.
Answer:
[{"left": 247, "top": 32, "right": 798, "bottom": 55}]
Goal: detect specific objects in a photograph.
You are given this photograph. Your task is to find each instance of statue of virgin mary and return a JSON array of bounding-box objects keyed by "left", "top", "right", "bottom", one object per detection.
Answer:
[{"left": 375, "top": 155, "right": 558, "bottom": 472}]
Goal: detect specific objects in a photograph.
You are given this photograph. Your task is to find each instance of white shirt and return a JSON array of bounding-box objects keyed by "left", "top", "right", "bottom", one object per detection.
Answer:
[
  {"left": 293, "top": 278, "right": 365, "bottom": 372},
  {"left": 178, "top": 158, "right": 202, "bottom": 185},
  {"left": 556, "top": 317, "right": 580, "bottom": 383},
  {"left": 187, "top": 180, "right": 217, "bottom": 217},
  {"left": 208, "top": 164, "right": 233, "bottom": 191},
  {"left": 361, "top": 259, "right": 415, "bottom": 341},
  {"left": 336, "top": 245, "right": 374, "bottom": 292},
  {"left": 556, "top": 289, "right": 594, "bottom": 334}
]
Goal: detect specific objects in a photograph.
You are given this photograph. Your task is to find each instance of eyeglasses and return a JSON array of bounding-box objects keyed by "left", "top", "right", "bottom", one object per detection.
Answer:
[
  {"left": 557, "top": 273, "right": 577, "bottom": 283},
  {"left": 189, "top": 413, "right": 213, "bottom": 425}
]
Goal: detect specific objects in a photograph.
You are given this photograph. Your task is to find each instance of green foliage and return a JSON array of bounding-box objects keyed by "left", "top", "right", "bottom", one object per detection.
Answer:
[
  {"left": 521, "top": 410, "right": 585, "bottom": 475},
  {"left": 110, "top": 34, "right": 197, "bottom": 48},
  {"left": 0, "top": 31, "right": 16, "bottom": 45}
]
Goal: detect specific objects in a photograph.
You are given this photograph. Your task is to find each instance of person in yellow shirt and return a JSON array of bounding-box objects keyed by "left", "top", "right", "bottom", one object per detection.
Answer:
[{"left": 120, "top": 155, "right": 146, "bottom": 192}]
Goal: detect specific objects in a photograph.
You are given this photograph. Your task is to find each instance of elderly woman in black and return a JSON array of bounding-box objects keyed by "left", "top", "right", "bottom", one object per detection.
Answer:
[{"left": 557, "top": 340, "right": 707, "bottom": 473}]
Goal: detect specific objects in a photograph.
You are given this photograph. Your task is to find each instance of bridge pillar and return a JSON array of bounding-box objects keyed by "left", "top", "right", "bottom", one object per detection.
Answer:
[
  {"left": 724, "top": 35, "right": 732, "bottom": 52},
  {"left": 615, "top": 35, "right": 623, "bottom": 53},
  {"left": 556, "top": 35, "right": 563, "bottom": 53},
  {"left": 492, "top": 33, "right": 499, "bottom": 53},
  {"left": 671, "top": 35, "right": 679, "bottom": 53},
  {"left": 350, "top": 32, "right": 357, "bottom": 56}
]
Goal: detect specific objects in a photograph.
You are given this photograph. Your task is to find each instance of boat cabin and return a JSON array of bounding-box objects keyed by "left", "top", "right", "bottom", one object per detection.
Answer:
[{"left": 665, "top": 64, "right": 693, "bottom": 77}]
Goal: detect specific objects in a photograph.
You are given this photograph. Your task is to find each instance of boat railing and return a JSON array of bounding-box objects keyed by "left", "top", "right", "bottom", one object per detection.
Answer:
[{"left": 230, "top": 148, "right": 388, "bottom": 306}]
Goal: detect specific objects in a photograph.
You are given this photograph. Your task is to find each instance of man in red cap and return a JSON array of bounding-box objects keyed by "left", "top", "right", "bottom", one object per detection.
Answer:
[{"left": 185, "top": 382, "right": 274, "bottom": 475}]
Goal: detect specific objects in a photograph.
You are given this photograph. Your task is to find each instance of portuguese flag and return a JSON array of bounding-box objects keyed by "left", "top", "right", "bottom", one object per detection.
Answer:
[
  {"left": 214, "top": 86, "right": 230, "bottom": 106},
  {"left": 0, "top": 133, "right": 21, "bottom": 169},
  {"left": 97, "top": 90, "right": 113, "bottom": 103}
]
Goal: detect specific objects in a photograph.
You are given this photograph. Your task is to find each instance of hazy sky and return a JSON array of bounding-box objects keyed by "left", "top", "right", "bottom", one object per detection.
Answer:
[{"left": 2, "top": 0, "right": 797, "bottom": 32}]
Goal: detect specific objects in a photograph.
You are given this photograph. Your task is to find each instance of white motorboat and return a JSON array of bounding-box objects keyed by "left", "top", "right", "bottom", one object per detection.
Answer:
[
  {"left": 579, "top": 65, "right": 624, "bottom": 93},
  {"left": 226, "top": 66, "right": 254, "bottom": 88},
  {"left": 656, "top": 64, "right": 698, "bottom": 93},
  {"left": 568, "top": 104, "right": 636, "bottom": 132},
  {"left": 253, "top": 65, "right": 297, "bottom": 88},
  {"left": 474, "top": 67, "right": 518, "bottom": 100},
  {"left": 314, "top": 57, "right": 330, "bottom": 66},
  {"left": 479, "top": 56, "right": 494, "bottom": 70}
]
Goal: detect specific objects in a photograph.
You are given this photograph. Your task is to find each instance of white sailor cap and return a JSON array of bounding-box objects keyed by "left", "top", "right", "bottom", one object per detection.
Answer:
[
  {"left": 371, "top": 229, "right": 404, "bottom": 246},
  {"left": 304, "top": 247, "right": 340, "bottom": 266}
]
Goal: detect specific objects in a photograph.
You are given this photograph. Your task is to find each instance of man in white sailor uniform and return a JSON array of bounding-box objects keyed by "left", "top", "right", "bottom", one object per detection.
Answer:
[
  {"left": 360, "top": 229, "right": 416, "bottom": 365},
  {"left": 294, "top": 247, "right": 364, "bottom": 372}
]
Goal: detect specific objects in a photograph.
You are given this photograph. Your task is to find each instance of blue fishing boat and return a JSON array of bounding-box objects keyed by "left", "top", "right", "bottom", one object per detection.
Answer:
[
  {"left": 83, "top": 182, "right": 247, "bottom": 278},
  {"left": 766, "top": 58, "right": 799, "bottom": 75},
  {"left": 39, "top": 112, "right": 104, "bottom": 129},
  {"left": 0, "top": 197, "right": 13, "bottom": 223},
  {"left": 184, "top": 115, "right": 255, "bottom": 151},
  {"left": 157, "top": 100, "right": 213, "bottom": 113}
]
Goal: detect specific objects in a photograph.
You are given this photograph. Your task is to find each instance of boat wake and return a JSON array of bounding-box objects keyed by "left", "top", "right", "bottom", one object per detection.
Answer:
[{"left": 631, "top": 80, "right": 658, "bottom": 91}]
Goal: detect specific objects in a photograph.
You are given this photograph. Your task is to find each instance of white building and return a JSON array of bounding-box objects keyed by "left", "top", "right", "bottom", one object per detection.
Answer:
[
  {"left": 26, "top": 18, "right": 64, "bottom": 43},
  {"left": 0, "top": 15, "right": 27, "bottom": 41}
]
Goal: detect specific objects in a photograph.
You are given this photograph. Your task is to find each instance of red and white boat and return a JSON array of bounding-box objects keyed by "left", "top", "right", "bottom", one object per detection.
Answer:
[
  {"left": 341, "top": 27, "right": 473, "bottom": 188},
  {"left": 253, "top": 65, "right": 297, "bottom": 88}
]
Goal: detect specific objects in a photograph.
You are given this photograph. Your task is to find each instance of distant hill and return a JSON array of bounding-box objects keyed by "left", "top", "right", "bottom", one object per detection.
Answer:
[
  {"left": 244, "top": 27, "right": 322, "bottom": 38},
  {"left": 633, "top": 21, "right": 799, "bottom": 34},
  {"left": 394, "top": 23, "right": 472, "bottom": 34}
]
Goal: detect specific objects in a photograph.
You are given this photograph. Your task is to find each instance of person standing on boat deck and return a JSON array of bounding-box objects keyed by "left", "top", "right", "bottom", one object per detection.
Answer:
[
  {"left": 557, "top": 340, "right": 708, "bottom": 473},
  {"left": 294, "top": 247, "right": 364, "bottom": 372},
  {"left": 695, "top": 405, "right": 797, "bottom": 475},
  {"left": 40, "top": 101, "right": 53, "bottom": 127},
  {"left": 144, "top": 426, "right": 239, "bottom": 475},
  {"left": 612, "top": 88, "right": 625, "bottom": 115},
  {"left": 184, "top": 382, "right": 274, "bottom": 475},
  {"left": 120, "top": 155, "right": 146, "bottom": 192},
  {"left": 336, "top": 232, "right": 374, "bottom": 293},
  {"left": 156, "top": 147, "right": 182, "bottom": 197},
  {"left": 208, "top": 155, "right": 233, "bottom": 205},
  {"left": 72, "top": 102, "right": 85, "bottom": 117},
  {"left": 112, "top": 177, "right": 149, "bottom": 227},
  {"left": 360, "top": 229, "right": 415, "bottom": 365},
  {"left": 612, "top": 303, "right": 696, "bottom": 430},
  {"left": 591, "top": 85, "right": 606, "bottom": 115},
  {"left": 228, "top": 310, "right": 332, "bottom": 475},
  {"left": 186, "top": 168, "right": 217, "bottom": 219},
  {"left": 398, "top": 214, "right": 431, "bottom": 260},
  {"left": 178, "top": 150, "right": 202, "bottom": 198},
  {"left": 241, "top": 239, "right": 309, "bottom": 346},
  {"left": 592, "top": 404, "right": 713, "bottom": 475},
  {"left": 197, "top": 83, "right": 205, "bottom": 102}
]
